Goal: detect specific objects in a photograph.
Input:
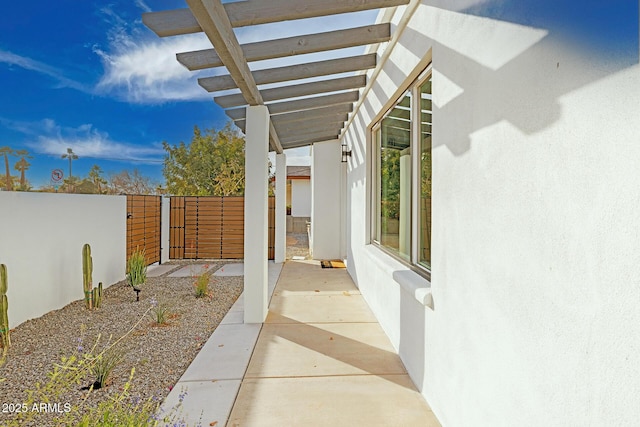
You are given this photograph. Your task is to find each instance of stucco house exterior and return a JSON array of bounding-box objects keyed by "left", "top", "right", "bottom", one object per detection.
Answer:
[{"left": 142, "top": 1, "right": 640, "bottom": 425}]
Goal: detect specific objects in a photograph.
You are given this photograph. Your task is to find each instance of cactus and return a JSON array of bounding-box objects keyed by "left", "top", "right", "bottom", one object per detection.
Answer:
[
  {"left": 0, "top": 264, "right": 10, "bottom": 349},
  {"left": 92, "top": 282, "right": 103, "bottom": 309},
  {"left": 82, "top": 244, "right": 93, "bottom": 310}
]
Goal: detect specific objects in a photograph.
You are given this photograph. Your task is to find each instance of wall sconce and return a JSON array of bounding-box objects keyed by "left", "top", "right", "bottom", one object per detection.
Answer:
[{"left": 341, "top": 142, "right": 352, "bottom": 163}]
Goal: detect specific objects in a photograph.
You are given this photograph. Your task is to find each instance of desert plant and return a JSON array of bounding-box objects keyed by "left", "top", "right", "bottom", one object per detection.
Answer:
[
  {"left": 127, "top": 248, "right": 147, "bottom": 301},
  {"left": 89, "top": 347, "right": 124, "bottom": 390},
  {"left": 92, "top": 282, "right": 103, "bottom": 309},
  {"left": 6, "top": 306, "right": 191, "bottom": 427},
  {"left": 0, "top": 264, "right": 10, "bottom": 350},
  {"left": 82, "top": 244, "right": 93, "bottom": 309},
  {"left": 148, "top": 299, "right": 172, "bottom": 325},
  {"left": 194, "top": 266, "right": 212, "bottom": 299}
]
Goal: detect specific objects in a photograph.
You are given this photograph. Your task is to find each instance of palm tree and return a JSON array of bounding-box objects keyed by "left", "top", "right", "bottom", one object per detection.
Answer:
[
  {"left": 61, "top": 147, "right": 78, "bottom": 178},
  {"left": 13, "top": 149, "right": 33, "bottom": 189},
  {"left": 0, "top": 146, "right": 15, "bottom": 191},
  {"left": 14, "top": 158, "right": 31, "bottom": 189}
]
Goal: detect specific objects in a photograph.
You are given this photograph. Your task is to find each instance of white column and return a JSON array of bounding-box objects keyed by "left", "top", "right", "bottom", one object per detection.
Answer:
[
  {"left": 311, "top": 140, "right": 342, "bottom": 260},
  {"left": 244, "top": 105, "right": 269, "bottom": 324},
  {"left": 275, "top": 153, "right": 287, "bottom": 263}
]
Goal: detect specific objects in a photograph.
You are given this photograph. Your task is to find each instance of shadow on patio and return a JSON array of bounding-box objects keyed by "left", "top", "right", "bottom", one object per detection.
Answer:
[{"left": 160, "top": 260, "right": 439, "bottom": 426}]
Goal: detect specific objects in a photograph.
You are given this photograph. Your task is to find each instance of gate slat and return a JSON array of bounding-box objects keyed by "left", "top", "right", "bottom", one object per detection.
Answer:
[{"left": 169, "top": 196, "right": 275, "bottom": 260}]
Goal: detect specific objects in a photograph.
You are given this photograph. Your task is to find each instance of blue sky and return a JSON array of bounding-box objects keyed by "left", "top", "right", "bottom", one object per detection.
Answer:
[
  {"left": 1, "top": 1, "right": 637, "bottom": 189},
  {"left": 0, "top": 0, "right": 375, "bottom": 188}
]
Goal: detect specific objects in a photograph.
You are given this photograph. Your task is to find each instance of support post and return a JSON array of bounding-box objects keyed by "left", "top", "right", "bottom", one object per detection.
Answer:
[
  {"left": 244, "top": 105, "right": 270, "bottom": 323},
  {"left": 275, "top": 153, "right": 287, "bottom": 263},
  {"left": 311, "top": 140, "right": 342, "bottom": 260}
]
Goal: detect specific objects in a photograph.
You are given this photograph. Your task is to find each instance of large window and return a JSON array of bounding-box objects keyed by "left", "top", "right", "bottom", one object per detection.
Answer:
[{"left": 372, "top": 70, "right": 432, "bottom": 272}]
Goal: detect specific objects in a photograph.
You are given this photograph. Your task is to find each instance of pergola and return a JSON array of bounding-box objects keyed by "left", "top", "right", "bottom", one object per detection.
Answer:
[{"left": 143, "top": 0, "right": 409, "bottom": 322}]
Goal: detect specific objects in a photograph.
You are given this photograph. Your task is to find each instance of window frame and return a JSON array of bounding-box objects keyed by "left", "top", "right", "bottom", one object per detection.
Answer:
[{"left": 370, "top": 65, "right": 432, "bottom": 278}]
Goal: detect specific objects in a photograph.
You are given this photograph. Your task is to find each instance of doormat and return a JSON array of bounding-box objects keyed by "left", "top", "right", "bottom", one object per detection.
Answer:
[{"left": 320, "top": 260, "right": 346, "bottom": 269}]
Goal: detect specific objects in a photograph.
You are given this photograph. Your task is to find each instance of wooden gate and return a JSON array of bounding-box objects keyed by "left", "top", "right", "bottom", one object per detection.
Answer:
[
  {"left": 126, "top": 195, "right": 162, "bottom": 265},
  {"left": 170, "top": 196, "right": 275, "bottom": 260}
]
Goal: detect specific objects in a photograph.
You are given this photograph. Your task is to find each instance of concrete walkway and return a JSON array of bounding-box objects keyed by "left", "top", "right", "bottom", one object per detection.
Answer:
[{"left": 161, "top": 260, "right": 439, "bottom": 426}]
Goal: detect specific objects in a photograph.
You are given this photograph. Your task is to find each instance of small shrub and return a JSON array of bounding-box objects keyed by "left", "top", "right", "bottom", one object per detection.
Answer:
[
  {"left": 90, "top": 347, "right": 124, "bottom": 390},
  {"left": 127, "top": 248, "right": 147, "bottom": 290},
  {"left": 194, "top": 266, "right": 212, "bottom": 299},
  {"left": 149, "top": 298, "right": 172, "bottom": 325}
]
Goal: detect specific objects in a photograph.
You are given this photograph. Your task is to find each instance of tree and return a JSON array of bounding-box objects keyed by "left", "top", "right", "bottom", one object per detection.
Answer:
[
  {"left": 107, "top": 169, "right": 158, "bottom": 195},
  {"left": 14, "top": 158, "right": 31, "bottom": 190},
  {"left": 0, "top": 146, "right": 15, "bottom": 191},
  {"left": 62, "top": 176, "right": 81, "bottom": 193},
  {"left": 162, "top": 124, "right": 245, "bottom": 196},
  {"left": 13, "top": 149, "right": 33, "bottom": 190},
  {"left": 87, "top": 165, "right": 108, "bottom": 194}
]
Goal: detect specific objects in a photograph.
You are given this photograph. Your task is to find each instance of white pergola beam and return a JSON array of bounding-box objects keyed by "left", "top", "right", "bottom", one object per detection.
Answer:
[
  {"left": 283, "top": 127, "right": 344, "bottom": 143},
  {"left": 236, "top": 115, "right": 348, "bottom": 134},
  {"left": 143, "top": 0, "right": 410, "bottom": 36},
  {"left": 226, "top": 91, "right": 358, "bottom": 120},
  {"left": 199, "top": 54, "right": 376, "bottom": 92},
  {"left": 276, "top": 120, "right": 345, "bottom": 136},
  {"left": 267, "top": 91, "right": 359, "bottom": 115},
  {"left": 281, "top": 135, "right": 340, "bottom": 149},
  {"left": 280, "top": 130, "right": 340, "bottom": 145},
  {"left": 178, "top": 24, "right": 390, "bottom": 70},
  {"left": 185, "top": 0, "right": 283, "bottom": 153},
  {"left": 215, "top": 75, "right": 366, "bottom": 109},
  {"left": 235, "top": 110, "right": 350, "bottom": 132},
  {"left": 271, "top": 105, "right": 354, "bottom": 124}
]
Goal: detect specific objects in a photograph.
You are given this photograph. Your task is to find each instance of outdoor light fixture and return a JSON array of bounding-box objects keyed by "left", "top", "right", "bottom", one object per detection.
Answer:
[{"left": 341, "top": 142, "right": 352, "bottom": 163}]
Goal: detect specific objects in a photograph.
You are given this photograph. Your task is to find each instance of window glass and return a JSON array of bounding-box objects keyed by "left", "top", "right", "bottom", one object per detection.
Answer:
[
  {"left": 376, "top": 91, "right": 412, "bottom": 260},
  {"left": 419, "top": 77, "right": 432, "bottom": 269},
  {"left": 371, "top": 68, "right": 431, "bottom": 274}
]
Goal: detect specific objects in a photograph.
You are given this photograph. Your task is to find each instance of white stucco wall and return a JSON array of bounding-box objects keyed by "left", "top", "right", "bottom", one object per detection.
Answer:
[
  {"left": 0, "top": 192, "right": 127, "bottom": 328},
  {"left": 344, "top": 2, "right": 640, "bottom": 426},
  {"left": 311, "top": 141, "right": 342, "bottom": 260},
  {"left": 291, "top": 179, "right": 311, "bottom": 217}
]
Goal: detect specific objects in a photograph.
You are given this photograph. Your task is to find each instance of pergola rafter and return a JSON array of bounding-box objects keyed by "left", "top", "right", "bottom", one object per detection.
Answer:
[
  {"left": 143, "top": 0, "right": 409, "bottom": 36},
  {"left": 214, "top": 75, "right": 366, "bottom": 109},
  {"left": 199, "top": 54, "right": 376, "bottom": 93},
  {"left": 144, "top": 0, "right": 406, "bottom": 150},
  {"left": 177, "top": 24, "right": 390, "bottom": 70}
]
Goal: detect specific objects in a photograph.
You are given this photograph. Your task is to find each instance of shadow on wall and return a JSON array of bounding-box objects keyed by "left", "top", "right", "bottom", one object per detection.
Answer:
[{"left": 347, "top": 1, "right": 638, "bottom": 187}]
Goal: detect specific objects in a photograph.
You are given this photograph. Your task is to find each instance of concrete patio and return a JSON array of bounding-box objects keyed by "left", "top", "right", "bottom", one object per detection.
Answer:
[{"left": 161, "top": 259, "right": 439, "bottom": 426}]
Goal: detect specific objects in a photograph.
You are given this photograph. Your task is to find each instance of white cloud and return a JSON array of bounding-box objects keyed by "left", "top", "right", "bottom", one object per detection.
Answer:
[
  {"left": 0, "top": 49, "right": 89, "bottom": 92},
  {"left": 94, "top": 3, "right": 217, "bottom": 104},
  {"left": 8, "top": 118, "right": 164, "bottom": 164},
  {"left": 93, "top": 7, "right": 379, "bottom": 104},
  {"left": 135, "top": 0, "right": 151, "bottom": 13},
  {"left": 94, "top": 33, "right": 217, "bottom": 103}
]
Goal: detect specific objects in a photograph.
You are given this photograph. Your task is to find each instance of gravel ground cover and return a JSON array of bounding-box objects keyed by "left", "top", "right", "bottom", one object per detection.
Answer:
[
  {"left": 0, "top": 260, "right": 242, "bottom": 426},
  {"left": 286, "top": 233, "right": 310, "bottom": 259}
]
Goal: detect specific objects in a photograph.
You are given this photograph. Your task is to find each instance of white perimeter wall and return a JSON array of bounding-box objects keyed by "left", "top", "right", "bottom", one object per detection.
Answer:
[
  {"left": 290, "top": 179, "right": 311, "bottom": 217},
  {"left": 0, "top": 192, "right": 127, "bottom": 328},
  {"left": 344, "top": 2, "right": 640, "bottom": 426}
]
